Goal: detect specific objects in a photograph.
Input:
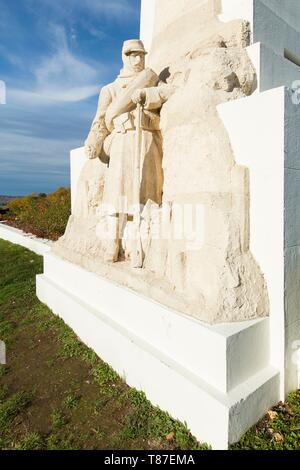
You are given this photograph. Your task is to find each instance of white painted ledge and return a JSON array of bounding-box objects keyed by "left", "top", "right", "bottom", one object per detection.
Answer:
[
  {"left": 0, "top": 222, "right": 52, "bottom": 256},
  {"left": 36, "top": 252, "right": 280, "bottom": 449}
]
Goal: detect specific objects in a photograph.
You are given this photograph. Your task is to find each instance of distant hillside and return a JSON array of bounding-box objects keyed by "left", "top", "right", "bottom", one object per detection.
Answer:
[{"left": 0, "top": 195, "right": 18, "bottom": 207}]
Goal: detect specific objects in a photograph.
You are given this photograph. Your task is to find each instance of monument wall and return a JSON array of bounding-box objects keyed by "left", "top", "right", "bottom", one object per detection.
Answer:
[{"left": 141, "top": 0, "right": 300, "bottom": 394}]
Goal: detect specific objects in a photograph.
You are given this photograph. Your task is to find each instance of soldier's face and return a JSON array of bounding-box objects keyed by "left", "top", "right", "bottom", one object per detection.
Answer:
[{"left": 129, "top": 52, "right": 145, "bottom": 73}]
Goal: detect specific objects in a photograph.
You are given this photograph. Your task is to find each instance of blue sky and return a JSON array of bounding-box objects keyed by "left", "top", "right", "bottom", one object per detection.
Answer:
[{"left": 0, "top": 0, "right": 141, "bottom": 195}]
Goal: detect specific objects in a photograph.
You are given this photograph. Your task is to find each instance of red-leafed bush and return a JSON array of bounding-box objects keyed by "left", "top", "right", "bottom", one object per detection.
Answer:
[{"left": 1, "top": 187, "right": 71, "bottom": 240}]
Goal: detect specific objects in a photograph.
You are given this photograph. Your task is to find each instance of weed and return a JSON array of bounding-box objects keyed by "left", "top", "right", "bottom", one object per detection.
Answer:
[
  {"left": 57, "top": 329, "right": 85, "bottom": 359},
  {"left": 46, "top": 358, "right": 55, "bottom": 368},
  {"left": 0, "top": 391, "right": 33, "bottom": 430},
  {"left": 46, "top": 433, "right": 79, "bottom": 450},
  {"left": 16, "top": 432, "right": 45, "bottom": 450},
  {"left": 0, "top": 320, "right": 15, "bottom": 342},
  {"left": 0, "top": 365, "right": 8, "bottom": 378},
  {"left": 51, "top": 408, "right": 68, "bottom": 430},
  {"left": 0, "top": 384, "right": 9, "bottom": 402},
  {"left": 64, "top": 394, "right": 80, "bottom": 410},
  {"left": 94, "top": 396, "right": 111, "bottom": 412}
]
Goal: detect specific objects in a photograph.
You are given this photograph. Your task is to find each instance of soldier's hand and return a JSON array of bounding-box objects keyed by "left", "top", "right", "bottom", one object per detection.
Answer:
[{"left": 131, "top": 89, "right": 146, "bottom": 105}]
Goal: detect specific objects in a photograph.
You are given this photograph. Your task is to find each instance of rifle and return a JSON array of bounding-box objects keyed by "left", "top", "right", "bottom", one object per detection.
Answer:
[{"left": 131, "top": 103, "right": 143, "bottom": 268}]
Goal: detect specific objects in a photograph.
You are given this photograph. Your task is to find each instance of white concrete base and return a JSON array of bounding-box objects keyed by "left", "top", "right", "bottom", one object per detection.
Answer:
[
  {"left": 0, "top": 222, "right": 52, "bottom": 255},
  {"left": 36, "top": 252, "right": 280, "bottom": 449}
]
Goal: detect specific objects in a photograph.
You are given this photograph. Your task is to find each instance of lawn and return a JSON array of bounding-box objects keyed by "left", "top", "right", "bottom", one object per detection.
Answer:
[{"left": 0, "top": 239, "right": 299, "bottom": 450}]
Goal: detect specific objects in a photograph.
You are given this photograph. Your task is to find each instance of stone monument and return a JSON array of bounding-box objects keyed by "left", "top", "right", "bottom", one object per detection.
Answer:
[{"left": 37, "top": 0, "right": 300, "bottom": 449}]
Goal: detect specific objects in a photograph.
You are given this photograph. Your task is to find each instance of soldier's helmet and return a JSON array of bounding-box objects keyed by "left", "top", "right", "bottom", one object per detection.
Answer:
[{"left": 122, "top": 39, "right": 148, "bottom": 56}]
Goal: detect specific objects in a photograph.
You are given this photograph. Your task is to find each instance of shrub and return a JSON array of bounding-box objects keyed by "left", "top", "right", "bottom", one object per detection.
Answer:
[{"left": 4, "top": 187, "right": 71, "bottom": 241}]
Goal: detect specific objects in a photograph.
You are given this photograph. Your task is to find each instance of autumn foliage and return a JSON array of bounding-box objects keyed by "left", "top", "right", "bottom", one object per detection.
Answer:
[{"left": 1, "top": 187, "right": 71, "bottom": 241}]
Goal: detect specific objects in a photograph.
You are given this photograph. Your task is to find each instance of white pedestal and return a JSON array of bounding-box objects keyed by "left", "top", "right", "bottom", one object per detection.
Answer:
[
  {"left": 36, "top": 0, "right": 300, "bottom": 450},
  {"left": 37, "top": 252, "right": 279, "bottom": 449}
]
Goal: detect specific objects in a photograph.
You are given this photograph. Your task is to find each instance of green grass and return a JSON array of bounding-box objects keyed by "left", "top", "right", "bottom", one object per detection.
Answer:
[
  {"left": 0, "top": 239, "right": 210, "bottom": 450},
  {"left": 116, "top": 389, "right": 205, "bottom": 450},
  {"left": 16, "top": 432, "right": 45, "bottom": 450},
  {"left": 63, "top": 394, "right": 80, "bottom": 410},
  {"left": 0, "top": 384, "right": 9, "bottom": 402},
  {"left": 1, "top": 188, "right": 71, "bottom": 241},
  {"left": 51, "top": 409, "right": 68, "bottom": 430},
  {"left": 0, "top": 391, "right": 33, "bottom": 431},
  {"left": 230, "top": 392, "right": 300, "bottom": 450},
  {"left": 92, "top": 363, "right": 120, "bottom": 386},
  {"left": 0, "top": 365, "right": 8, "bottom": 378}
]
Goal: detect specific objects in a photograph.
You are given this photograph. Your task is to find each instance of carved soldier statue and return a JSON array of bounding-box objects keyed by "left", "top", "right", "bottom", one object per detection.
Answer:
[{"left": 85, "top": 39, "right": 170, "bottom": 263}]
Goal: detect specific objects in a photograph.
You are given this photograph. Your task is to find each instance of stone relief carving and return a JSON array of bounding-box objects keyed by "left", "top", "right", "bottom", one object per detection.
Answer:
[
  {"left": 54, "top": 20, "right": 269, "bottom": 324},
  {"left": 81, "top": 40, "right": 173, "bottom": 266}
]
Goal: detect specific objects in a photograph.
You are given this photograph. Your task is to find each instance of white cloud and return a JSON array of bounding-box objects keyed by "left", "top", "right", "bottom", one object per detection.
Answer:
[
  {"left": 9, "top": 24, "right": 103, "bottom": 106},
  {"left": 36, "top": 26, "right": 97, "bottom": 84},
  {"left": 0, "top": 129, "right": 78, "bottom": 176},
  {"left": 0, "top": 126, "right": 79, "bottom": 193},
  {"left": 8, "top": 85, "right": 100, "bottom": 106}
]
